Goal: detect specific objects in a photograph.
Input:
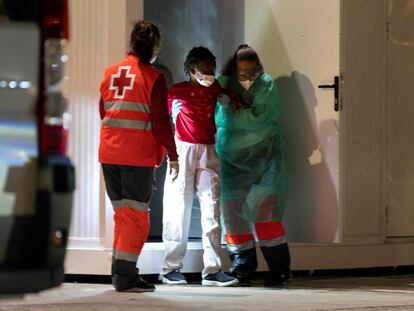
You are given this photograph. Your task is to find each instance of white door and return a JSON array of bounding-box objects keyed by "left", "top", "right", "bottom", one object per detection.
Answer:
[
  {"left": 245, "top": 0, "right": 341, "bottom": 243},
  {"left": 385, "top": 0, "right": 414, "bottom": 237}
]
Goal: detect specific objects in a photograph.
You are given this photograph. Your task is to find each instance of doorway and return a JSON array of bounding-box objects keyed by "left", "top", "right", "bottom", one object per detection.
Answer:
[{"left": 144, "top": 0, "right": 244, "bottom": 241}]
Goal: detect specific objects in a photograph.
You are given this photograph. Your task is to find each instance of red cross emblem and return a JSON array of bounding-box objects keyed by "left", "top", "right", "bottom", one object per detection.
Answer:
[{"left": 109, "top": 66, "right": 136, "bottom": 99}]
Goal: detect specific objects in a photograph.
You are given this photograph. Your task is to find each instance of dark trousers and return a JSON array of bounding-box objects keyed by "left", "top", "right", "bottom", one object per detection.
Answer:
[
  {"left": 102, "top": 164, "right": 154, "bottom": 204},
  {"left": 102, "top": 164, "right": 154, "bottom": 290}
]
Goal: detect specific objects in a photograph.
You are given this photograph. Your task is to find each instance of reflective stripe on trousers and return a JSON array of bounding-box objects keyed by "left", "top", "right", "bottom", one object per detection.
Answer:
[
  {"left": 162, "top": 139, "right": 222, "bottom": 278},
  {"left": 224, "top": 221, "right": 287, "bottom": 252},
  {"left": 102, "top": 164, "right": 154, "bottom": 263},
  {"left": 112, "top": 199, "right": 149, "bottom": 211},
  {"left": 113, "top": 249, "right": 139, "bottom": 262},
  {"left": 112, "top": 203, "right": 150, "bottom": 262}
]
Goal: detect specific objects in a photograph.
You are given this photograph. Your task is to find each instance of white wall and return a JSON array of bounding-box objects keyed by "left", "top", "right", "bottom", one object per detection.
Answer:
[{"left": 66, "top": 0, "right": 143, "bottom": 265}]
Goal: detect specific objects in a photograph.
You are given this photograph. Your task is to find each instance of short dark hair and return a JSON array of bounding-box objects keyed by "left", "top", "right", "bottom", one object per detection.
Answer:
[
  {"left": 222, "top": 44, "right": 263, "bottom": 76},
  {"left": 129, "top": 20, "right": 161, "bottom": 64},
  {"left": 184, "top": 46, "right": 216, "bottom": 75}
]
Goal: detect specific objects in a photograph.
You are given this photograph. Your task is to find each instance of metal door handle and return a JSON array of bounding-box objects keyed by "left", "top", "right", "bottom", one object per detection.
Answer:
[{"left": 318, "top": 75, "right": 339, "bottom": 111}]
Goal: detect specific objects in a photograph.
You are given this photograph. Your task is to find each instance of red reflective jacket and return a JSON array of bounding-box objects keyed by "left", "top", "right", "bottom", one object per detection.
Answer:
[{"left": 98, "top": 55, "right": 165, "bottom": 167}]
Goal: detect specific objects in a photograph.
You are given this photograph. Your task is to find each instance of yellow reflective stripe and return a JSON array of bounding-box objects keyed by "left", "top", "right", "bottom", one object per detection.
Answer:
[
  {"left": 112, "top": 199, "right": 150, "bottom": 212},
  {"left": 104, "top": 101, "right": 150, "bottom": 113},
  {"left": 113, "top": 249, "right": 138, "bottom": 262},
  {"left": 102, "top": 118, "right": 152, "bottom": 130}
]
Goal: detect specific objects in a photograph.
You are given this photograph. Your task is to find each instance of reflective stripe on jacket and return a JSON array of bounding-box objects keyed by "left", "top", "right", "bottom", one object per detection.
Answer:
[{"left": 99, "top": 54, "right": 164, "bottom": 166}]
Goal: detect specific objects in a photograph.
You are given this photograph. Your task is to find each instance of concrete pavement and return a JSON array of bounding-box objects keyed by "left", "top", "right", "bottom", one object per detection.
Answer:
[{"left": 1, "top": 275, "right": 414, "bottom": 311}]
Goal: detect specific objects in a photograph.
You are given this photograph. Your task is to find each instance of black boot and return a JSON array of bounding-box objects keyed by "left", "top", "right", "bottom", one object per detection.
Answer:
[
  {"left": 229, "top": 248, "right": 258, "bottom": 285},
  {"left": 112, "top": 259, "right": 155, "bottom": 292},
  {"left": 260, "top": 243, "right": 291, "bottom": 287}
]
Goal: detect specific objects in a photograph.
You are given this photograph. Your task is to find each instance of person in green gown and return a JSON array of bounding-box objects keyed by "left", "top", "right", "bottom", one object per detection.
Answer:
[{"left": 215, "top": 44, "right": 291, "bottom": 286}]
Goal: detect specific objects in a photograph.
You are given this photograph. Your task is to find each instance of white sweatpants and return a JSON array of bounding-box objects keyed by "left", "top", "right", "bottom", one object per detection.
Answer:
[{"left": 162, "top": 139, "right": 222, "bottom": 278}]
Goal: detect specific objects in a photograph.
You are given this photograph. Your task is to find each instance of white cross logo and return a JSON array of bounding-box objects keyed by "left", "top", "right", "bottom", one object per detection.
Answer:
[{"left": 109, "top": 66, "right": 136, "bottom": 99}]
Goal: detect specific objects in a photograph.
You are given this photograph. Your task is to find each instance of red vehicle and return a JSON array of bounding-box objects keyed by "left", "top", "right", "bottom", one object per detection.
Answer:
[{"left": 0, "top": 0, "right": 74, "bottom": 295}]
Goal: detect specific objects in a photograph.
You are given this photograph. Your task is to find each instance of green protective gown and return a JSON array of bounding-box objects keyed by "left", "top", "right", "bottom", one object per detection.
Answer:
[{"left": 215, "top": 73, "right": 286, "bottom": 226}]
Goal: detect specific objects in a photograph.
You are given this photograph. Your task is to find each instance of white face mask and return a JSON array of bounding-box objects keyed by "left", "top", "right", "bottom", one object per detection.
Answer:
[
  {"left": 193, "top": 69, "right": 215, "bottom": 87},
  {"left": 239, "top": 79, "right": 253, "bottom": 90}
]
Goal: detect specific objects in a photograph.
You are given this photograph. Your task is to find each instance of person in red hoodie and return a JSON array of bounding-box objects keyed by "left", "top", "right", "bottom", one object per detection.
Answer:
[
  {"left": 160, "top": 47, "right": 238, "bottom": 287},
  {"left": 98, "top": 20, "right": 178, "bottom": 293}
]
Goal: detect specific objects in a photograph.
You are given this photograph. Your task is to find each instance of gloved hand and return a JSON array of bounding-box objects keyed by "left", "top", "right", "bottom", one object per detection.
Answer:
[
  {"left": 168, "top": 161, "right": 179, "bottom": 182},
  {"left": 219, "top": 88, "right": 250, "bottom": 111},
  {"left": 217, "top": 93, "right": 231, "bottom": 107},
  {"left": 171, "top": 99, "right": 183, "bottom": 124}
]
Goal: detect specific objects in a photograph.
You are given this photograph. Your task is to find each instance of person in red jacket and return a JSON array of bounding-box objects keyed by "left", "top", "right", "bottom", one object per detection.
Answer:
[{"left": 98, "top": 20, "right": 178, "bottom": 293}]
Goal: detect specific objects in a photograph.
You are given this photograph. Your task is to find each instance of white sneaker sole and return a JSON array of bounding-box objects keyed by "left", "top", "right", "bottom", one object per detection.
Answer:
[
  {"left": 161, "top": 277, "right": 188, "bottom": 285},
  {"left": 201, "top": 278, "right": 239, "bottom": 287}
]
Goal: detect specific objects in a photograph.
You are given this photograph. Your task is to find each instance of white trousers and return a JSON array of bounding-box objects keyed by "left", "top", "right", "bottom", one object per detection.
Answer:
[{"left": 162, "top": 139, "right": 222, "bottom": 278}]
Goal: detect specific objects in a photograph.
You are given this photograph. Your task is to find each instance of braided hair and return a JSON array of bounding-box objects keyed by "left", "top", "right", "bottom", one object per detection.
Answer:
[
  {"left": 129, "top": 20, "right": 161, "bottom": 64},
  {"left": 184, "top": 46, "right": 216, "bottom": 75}
]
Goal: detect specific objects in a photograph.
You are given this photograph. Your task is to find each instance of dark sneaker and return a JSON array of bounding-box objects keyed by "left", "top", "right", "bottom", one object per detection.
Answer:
[
  {"left": 161, "top": 269, "right": 187, "bottom": 285},
  {"left": 202, "top": 271, "right": 239, "bottom": 287},
  {"left": 264, "top": 271, "right": 292, "bottom": 287},
  {"left": 115, "top": 275, "right": 155, "bottom": 293}
]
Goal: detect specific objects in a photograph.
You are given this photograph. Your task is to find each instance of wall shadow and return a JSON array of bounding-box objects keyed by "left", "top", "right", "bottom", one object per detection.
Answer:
[{"left": 277, "top": 71, "right": 340, "bottom": 243}]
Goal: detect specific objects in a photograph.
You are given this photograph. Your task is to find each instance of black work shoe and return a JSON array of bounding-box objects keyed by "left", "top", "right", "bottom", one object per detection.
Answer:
[
  {"left": 264, "top": 271, "right": 292, "bottom": 287},
  {"left": 229, "top": 248, "right": 258, "bottom": 275},
  {"left": 161, "top": 270, "right": 187, "bottom": 285},
  {"left": 229, "top": 272, "right": 253, "bottom": 286},
  {"left": 114, "top": 275, "right": 155, "bottom": 293},
  {"left": 202, "top": 271, "right": 239, "bottom": 287}
]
